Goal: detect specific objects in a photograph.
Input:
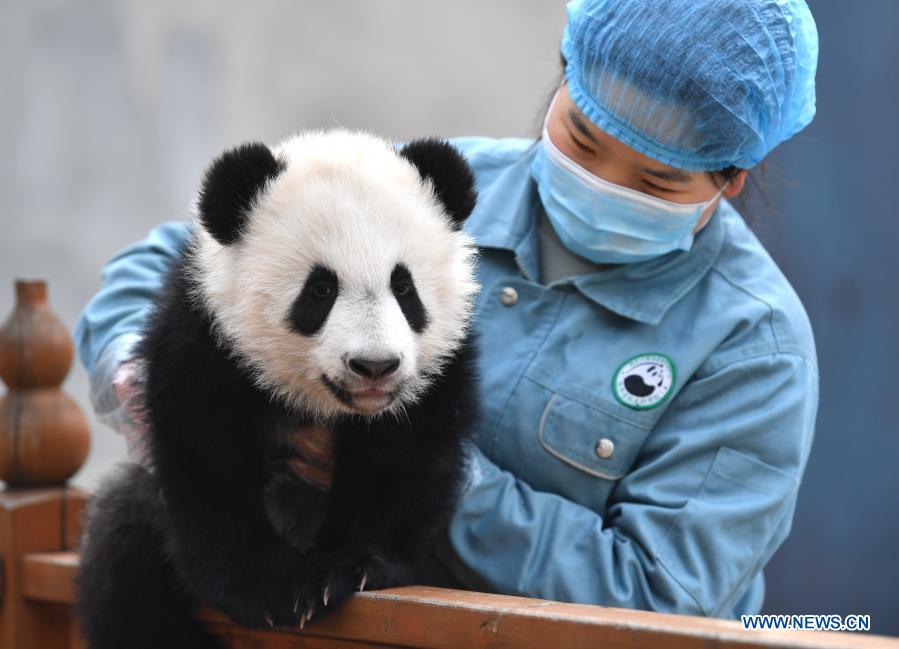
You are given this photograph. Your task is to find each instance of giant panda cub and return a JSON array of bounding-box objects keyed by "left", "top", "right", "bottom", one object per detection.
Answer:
[{"left": 74, "top": 130, "right": 482, "bottom": 649}]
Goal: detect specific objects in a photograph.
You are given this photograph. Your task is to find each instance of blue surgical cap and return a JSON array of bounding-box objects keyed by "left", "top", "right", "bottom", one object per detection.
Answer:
[{"left": 561, "top": 0, "right": 819, "bottom": 171}]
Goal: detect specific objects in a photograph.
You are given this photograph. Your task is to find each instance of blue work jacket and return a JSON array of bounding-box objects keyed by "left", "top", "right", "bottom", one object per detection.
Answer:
[{"left": 74, "top": 136, "right": 819, "bottom": 620}]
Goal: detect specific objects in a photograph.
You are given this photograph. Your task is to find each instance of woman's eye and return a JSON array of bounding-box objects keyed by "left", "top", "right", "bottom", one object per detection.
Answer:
[
  {"left": 312, "top": 284, "right": 332, "bottom": 298},
  {"left": 643, "top": 180, "right": 672, "bottom": 192},
  {"left": 393, "top": 281, "right": 411, "bottom": 296},
  {"left": 571, "top": 136, "right": 594, "bottom": 154}
]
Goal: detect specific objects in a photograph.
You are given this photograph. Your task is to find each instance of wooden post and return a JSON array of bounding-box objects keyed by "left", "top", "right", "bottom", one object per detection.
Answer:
[
  {"left": 0, "top": 279, "right": 91, "bottom": 648},
  {"left": 0, "top": 488, "right": 88, "bottom": 649},
  {"left": 0, "top": 280, "right": 90, "bottom": 485}
]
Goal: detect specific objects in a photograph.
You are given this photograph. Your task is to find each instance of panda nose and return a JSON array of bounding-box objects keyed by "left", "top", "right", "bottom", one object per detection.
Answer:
[{"left": 348, "top": 357, "right": 400, "bottom": 380}]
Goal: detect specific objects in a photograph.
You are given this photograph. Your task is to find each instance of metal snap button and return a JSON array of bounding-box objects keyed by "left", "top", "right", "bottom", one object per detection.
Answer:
[
  {"left": 595, "top": 438, "right": 615, "bottom": 459},
  {"left": 499, "top": 286, "right": 519, "bottom": 306}
]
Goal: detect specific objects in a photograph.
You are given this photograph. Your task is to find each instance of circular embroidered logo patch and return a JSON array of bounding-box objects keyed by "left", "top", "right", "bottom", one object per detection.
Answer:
[{"left": 612, "top": 353, "right": 676, "bottom": 410}]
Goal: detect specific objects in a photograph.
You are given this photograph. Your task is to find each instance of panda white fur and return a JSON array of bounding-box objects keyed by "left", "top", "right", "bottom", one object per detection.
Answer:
[{"left": 74, "top": 130, "right": 482, "bottom": 649}]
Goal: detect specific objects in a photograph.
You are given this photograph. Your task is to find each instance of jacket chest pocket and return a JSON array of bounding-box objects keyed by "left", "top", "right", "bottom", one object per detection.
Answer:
[
  {"left": 538, "top": 391, "right": 650, "bottom": 482},
  {"left": 492, "top": 375, "right": 652, "bottom": 511}
]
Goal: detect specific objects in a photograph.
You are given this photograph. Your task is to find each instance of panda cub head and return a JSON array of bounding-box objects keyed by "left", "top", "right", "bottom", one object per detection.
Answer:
[{"left": 190, "top": 130, "right": 479, "bottom": 421}]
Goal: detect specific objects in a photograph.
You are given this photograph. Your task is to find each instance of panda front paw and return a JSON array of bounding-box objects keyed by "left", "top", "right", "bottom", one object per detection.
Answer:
[
  {"left": 294, "top": 546, "right": 407, "bottom": 627},
  {"left": 213, "top": 541, "right": 308, "bottom": 629}
]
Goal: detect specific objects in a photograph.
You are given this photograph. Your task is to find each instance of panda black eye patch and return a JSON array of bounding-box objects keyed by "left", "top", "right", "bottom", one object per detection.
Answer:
[
  {"left": 391, "top": 263, "right": 429, "bottom": 333},
  {"left": 288, "top": 265, "right": 339, "bottom": 336}
]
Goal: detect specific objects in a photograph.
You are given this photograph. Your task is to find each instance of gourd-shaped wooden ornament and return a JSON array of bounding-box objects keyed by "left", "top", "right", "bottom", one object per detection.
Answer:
[{"left": 0, "top": 280, "right": 90, "bottom": 485}]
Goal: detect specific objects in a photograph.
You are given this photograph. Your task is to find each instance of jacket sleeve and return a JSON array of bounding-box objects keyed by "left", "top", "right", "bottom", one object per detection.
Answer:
[
  {"left": 442, "top": 350, "right": 818, "bottom": 617},
  {"left": 74, "top": 220, "right": 193, "bottom": 375}
]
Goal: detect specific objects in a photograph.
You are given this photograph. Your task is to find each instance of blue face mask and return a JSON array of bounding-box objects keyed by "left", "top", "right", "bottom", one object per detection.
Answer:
[{"left": 530, "top": 122, "right": 726, "bottom": 265}]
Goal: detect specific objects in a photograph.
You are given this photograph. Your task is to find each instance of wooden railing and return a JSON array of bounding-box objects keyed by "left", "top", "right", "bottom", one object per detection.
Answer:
[
  {"left": 3, "top": 482, "right": 898, "bottom": 648},
  {"left": 1, "top": 281, "right": 897, "bottom": 649}
]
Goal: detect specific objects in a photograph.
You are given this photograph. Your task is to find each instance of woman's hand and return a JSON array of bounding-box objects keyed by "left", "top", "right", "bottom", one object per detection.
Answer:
[
  {"left": 110, "top": 359, "right": 150, "bottom": 459},
  {"left": 285, "top": 424, "right": 335, "bottom": 491}
]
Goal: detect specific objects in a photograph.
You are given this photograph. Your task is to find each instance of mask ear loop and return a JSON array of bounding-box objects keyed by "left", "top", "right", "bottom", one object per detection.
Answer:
[
  {"left": 710, "top": 180, "right": 729, "bottom": 204},
  {"left": 694, "top": 179, "right": 731, "bottom": 233}
]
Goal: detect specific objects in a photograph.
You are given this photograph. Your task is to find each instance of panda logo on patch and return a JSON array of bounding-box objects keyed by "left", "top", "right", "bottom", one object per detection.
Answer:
[{"left": 613, "top": 353, "right": 676, "bottom": 410}]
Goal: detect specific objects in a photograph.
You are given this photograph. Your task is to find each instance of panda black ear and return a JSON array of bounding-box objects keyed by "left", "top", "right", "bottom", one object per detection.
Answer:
[
  {"left": 399, "top": 139, "right": 477, "bottom": 229},
  {"left": 197, "top": 142, "right": 286, "bottom": 246}
]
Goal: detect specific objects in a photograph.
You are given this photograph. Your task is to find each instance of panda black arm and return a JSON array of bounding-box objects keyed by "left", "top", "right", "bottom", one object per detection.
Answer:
[
  {"left": 134, "top": 245, "right": 306, "bottom": 628},
  {"left": 299, "top": 332, "right": 482, "bottom": 615}
]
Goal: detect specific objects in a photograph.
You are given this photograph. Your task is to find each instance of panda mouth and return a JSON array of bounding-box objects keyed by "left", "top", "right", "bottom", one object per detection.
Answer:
[
  {"left": 352, "top": 387, "right": 390, "bottom": 398},
  {"left": 320, "top": 374, "right": 396, "bottom": 409}
]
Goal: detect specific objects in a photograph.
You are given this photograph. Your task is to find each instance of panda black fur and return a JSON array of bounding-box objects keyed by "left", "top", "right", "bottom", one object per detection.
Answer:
[{"left": 74, "top": 130, "right": 482, "bottom": 649}]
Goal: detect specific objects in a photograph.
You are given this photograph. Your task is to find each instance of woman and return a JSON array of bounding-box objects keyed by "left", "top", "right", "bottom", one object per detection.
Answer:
[{"left": 75, "top": 0, "right": 819, "bottom": 619}]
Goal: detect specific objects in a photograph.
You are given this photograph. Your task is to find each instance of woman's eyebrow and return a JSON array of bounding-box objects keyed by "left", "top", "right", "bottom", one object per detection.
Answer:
[
  {"left": 567, "top": 110, "right": 602, "bottom": 147},
  {"left": 639, "top": 166, "right": 693, "bottom": 183}
]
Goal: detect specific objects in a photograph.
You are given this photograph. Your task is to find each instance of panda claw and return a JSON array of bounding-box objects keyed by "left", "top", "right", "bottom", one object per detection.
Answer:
[
  {"left": 323, "top": 585, "right": 331, "bottom": 607},
  {"left": 293, "top": 597, "right": 300, "bottom": 614},
  {"left": 265, "top": 614, "right": 274, "bottom": 628},
  {"left": 358, "top": 572, "right": 368, "bottom": 592}
]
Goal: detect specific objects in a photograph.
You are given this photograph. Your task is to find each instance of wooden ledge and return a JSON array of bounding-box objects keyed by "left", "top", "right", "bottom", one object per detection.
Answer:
[
  {"left": 21, "top": 552, "right": 899, "bottom": 649},
  {"left": 21, "top": 551, "right": 79, "bottom": 604}
]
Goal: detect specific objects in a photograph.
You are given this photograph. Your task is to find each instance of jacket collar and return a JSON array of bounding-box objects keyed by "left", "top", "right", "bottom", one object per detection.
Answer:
[{"left": 464, "top": 142, "right": 726, "bottom": 326}]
